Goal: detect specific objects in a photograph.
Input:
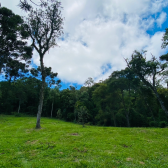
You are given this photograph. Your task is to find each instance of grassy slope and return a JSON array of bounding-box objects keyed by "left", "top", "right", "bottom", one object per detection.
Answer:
[{"left": 0, "top": 115, "right": 168, "bottom": 168}]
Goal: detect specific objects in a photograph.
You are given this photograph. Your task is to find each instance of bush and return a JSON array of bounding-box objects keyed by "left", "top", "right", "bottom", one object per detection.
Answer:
[
  {"left": 11, "top": 112, "right": 29, "bottom": 117},
  {"left": 149, "top": 121, "right": 158, "bottom": 127},
  {"left": 57, "top": 109, "right": 62, "bottom": 119},
  {"left": 159, "top": 121, "right": 167, "bottom": 128},
  {"left": 11, "top": 112, "right": 21, "bottom": 117}
]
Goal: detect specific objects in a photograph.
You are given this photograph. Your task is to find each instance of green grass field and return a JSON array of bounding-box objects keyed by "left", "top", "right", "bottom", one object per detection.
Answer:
[{"left": 0, "top": 115, "right": 168, "bottom": 168}]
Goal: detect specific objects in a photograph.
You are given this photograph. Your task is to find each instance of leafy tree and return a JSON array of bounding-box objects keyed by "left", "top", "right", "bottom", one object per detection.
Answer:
[
  {"left": 49, "top": 87, "right": 59, "bottom": 118},
  {"left": 0, "top": 7, "right": 33, "bottom": 79},
  {"left": 84, "top": 77, "right": 94, "bottom": 87},
  {"left": 57, "top": 108, "right": 62, "bottom": 119},
  {"left": 125, "top": 51, "right": 168, "bottom": 117},
  {"left": 92, "top": 83, "right": 111, "bottom": 126},
  {"left": 160, "top": 28, "right": 168, "bottom": 61},
  {"left": 59, "top": 88, "right": 76, "bottom": 121},
  {"left": 22, "top": 77, "right": 41, "bottom": 115},
  {"left": 30, "top": 67, "right": 61, "bottom": 87},
  {"left": 14, "top": 79, "right": 27, "bottom": 113},
  {"left": 23, "top": 0, "right": 64, "bottom": 128},
  {"left": 0, "top": 81, "right": 15, "bottom": 114},
  {"left": 109, "top": 69, "right": 139, "bottom": 127},
  {"left": 77, "top": 106, "right": 88, "bottom": 127}
]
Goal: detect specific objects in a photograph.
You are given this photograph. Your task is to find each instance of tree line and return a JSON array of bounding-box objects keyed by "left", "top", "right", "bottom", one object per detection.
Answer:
[{"left": 0, "top": 66, "right": 168, "bottom": 128}]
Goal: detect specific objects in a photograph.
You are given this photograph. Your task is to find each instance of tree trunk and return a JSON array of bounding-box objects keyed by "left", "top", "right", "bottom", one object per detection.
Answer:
[
  {"left": 113, "top": 116, "right": 116, "bottom": 127},
  {"left": 143, "top": 96, "right": 156, "bottom": 121},
  {"left": 18, "top": 100, "right": 21, "bottom": 114},
  {"left": 36, "top": 82, "right": 44, "bottom": 129},
  {"left": 139, "top": 75, "right": 168, "bottom": 117},
  {"left": 0, "top": 64, "right": 2, "bottom": 74},
  {"left": 121, "top": 90, "right": 130, "bottom": 127},
  {"left": 36, "top": 56, "right": 45, "bottom": 129},
  {"left": 51, "top": 101, "right": 53, "bottom": 118},
  {"left": 126, "top": 114, "right": 130, "bottom": 127},
  {"left": 112, "top": 111, "right": 116, "bottom": 127},
  {"left": 153, "top": 88, "right": 168, "bottom": 117}
]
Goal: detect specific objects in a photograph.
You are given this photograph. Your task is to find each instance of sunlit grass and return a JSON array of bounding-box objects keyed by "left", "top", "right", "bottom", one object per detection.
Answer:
[{"left": 0, "top": 115, "right": 168, "bottom": 167}]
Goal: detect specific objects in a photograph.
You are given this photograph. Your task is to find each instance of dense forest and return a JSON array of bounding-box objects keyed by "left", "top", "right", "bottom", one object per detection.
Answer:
[
  {"left": 1, "top": 1, "right": 168, "bottom": 128},
  {"left": 1, "top": 66, "right": 168, "bottom": 128}
]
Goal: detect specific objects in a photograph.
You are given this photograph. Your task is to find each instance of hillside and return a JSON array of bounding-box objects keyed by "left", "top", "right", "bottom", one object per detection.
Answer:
[{"left": 0, "top": 115, "right": 168, "bottom": 167}]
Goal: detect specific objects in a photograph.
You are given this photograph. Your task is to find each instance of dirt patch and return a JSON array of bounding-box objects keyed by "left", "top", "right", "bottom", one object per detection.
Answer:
[
  {"left": 139, "top": 130, "right": 147, "bottom": 133},
  {"left": 71, "top": 133, "right": 79, "bottom": 136},
  {"left": 105, "top": 150, "right": 115, "bottom": 154},
  {"left": 121, "top": 144, "right": 132, "bottom": 148},
  {"left": 126, "top": 158, "right": 133, "bottom": 161},
  {"left": 17, "top": 152, "right": 23, "bottom": 155},
  {"left": 29, "top": 150, "right": 37, "bottom": 156},
  {"left": 74, "top": 148, "right": 88, "bottom": 153},
  {"left": 25, "top": 129, "right": 33, "bottom": 133},
  {"left": 139, "top": 161, "right": 145, "bottom": 165},
  {"left": 26, "top": 140, "right": 38, "bottom": 145}
]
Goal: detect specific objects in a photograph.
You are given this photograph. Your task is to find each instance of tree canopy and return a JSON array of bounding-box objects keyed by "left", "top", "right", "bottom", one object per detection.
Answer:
[{"left": 0, "top": 7, "right": 33, "bottom": 80}]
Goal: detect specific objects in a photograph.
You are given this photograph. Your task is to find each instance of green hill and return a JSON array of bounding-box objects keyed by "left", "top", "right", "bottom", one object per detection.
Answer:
[{"left": 0, "top": 115, "right": 168, "bottom": 168}]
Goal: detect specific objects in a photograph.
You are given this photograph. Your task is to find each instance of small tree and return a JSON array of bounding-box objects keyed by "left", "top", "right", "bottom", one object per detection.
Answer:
[
  {"left": 57, "top": 108, "right": 62, "bottom": 119},
  {"left": 22, "top": 0, "right": 64, "bottom": 128},
  {"left": 78, "top": 106, "right": 88, "bottom": 127},
  {"left": 49, "top": 87, "right": 60, "bottom": 118},
  {"left": 84, "top": 77, "right": 94, "bottom": 87},
  {"left": 14, "top": 79, "right": 27, "bottom": 113}
]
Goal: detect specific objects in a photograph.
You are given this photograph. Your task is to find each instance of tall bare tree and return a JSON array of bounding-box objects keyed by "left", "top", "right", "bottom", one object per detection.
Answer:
[
  {"left": 19, "top": 0, "right": 46, "bottom": 12},
  {"left": 22, "top": 0, "right": 64, "bottom": 128}
]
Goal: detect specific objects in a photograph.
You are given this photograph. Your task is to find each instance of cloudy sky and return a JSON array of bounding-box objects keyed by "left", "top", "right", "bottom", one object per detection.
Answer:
[{"left": 1, "top": 0, "right": 168, "bottom": 89}]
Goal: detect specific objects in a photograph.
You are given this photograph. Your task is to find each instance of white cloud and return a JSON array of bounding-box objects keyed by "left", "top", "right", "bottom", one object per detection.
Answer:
[
  {"left": 144, "top": 32, "right": 165, "bottom": 59},
  {"left": 156, "top": 12, "right": 167, "bottom": 28},
  {"left": 1, "top": 0, "right": 168, "bottom": 85}
]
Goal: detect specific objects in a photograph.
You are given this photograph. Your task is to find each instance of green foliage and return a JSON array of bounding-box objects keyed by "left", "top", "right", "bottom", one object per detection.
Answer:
[
  {"left": 0, "top": 7, "right": 33, "bottom": 79},
  {"left": 84, "top": 77, "right": 94, "bottom": 87},
  {"left": 159, "top": 121, "right": 167, "bottom": 128},
  {"left": 161, "top": 28, "right": 168, "bottom": 49},
  {"left": 57, "top": 109, "right": 62, "bottom": 119},
  {"left": 126, "top": 50, "right": 168, "bottom": 117},
  {"left": 1, "top": 66, "right": 168, "bottom": 127},
  {"left": 149, "top": 121, "right": 158, "bottom": 127},
  {"left": 11, "top": 112, "right": 30, "bottom": 117},
  {"left": 77, "top": 106, "right": 89, "bottom": 127},
  {"left": 12, "top": 112, "right": 22, "bottom": 117}
]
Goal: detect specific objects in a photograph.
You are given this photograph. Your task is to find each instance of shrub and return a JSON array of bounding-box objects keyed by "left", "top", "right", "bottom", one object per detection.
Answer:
[
  {"left": 12, "top": 112, "right": 22, "bottom": 117},
  {"left": 57, "top": 109, "right": 62, "bottom": 119},
  {"left": 159, "top": 121, "right": 167, "bottom": 128},
  {"left": 149, "top": 121, "right": 158, "bottom": 127}
]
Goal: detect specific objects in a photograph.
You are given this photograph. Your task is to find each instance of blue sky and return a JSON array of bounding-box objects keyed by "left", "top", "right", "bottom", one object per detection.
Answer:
[{"left": 1, "top": 0, "right": 168, "bottom": 90}]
